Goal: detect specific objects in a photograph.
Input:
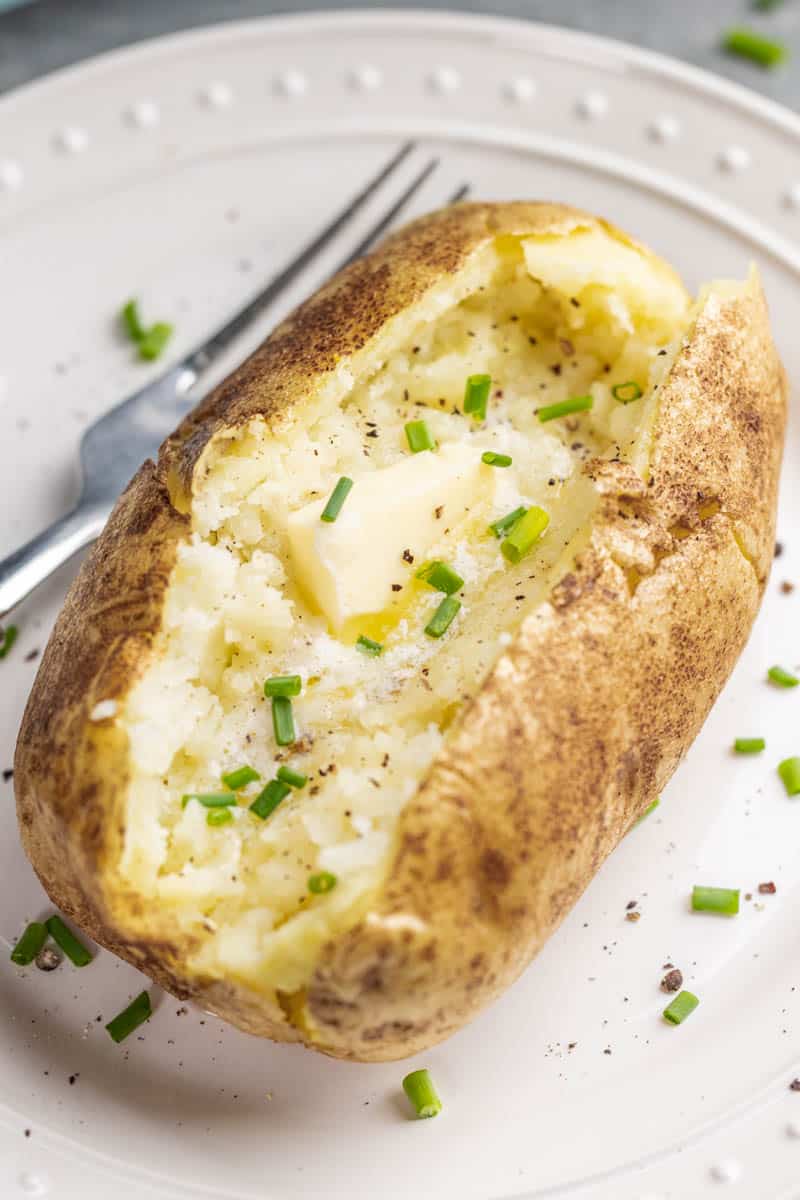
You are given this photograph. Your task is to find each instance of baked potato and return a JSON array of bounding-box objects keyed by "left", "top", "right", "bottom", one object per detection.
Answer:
[{"left": 15, "top": 202, "right": 786, "bottom": 1062}]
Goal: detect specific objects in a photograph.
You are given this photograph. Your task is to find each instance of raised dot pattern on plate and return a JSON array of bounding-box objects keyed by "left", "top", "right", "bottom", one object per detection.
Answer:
[
  {"left": 505, "top": 76, "right": 537, "bottom": 103},
  {"left": 350, "top": 64, "right": 382, "bottom": 92},
  {"left": 199, "top": 81, "right": 233, "bottom": 109},
  {"left": 126, "top": 99, "right": 160, "bottom": 129},
  {"left": 274, "top": 69, "right": 308, "bottom": 98},
  {"left": 718, "top": 145, "right": 751, "bottom": 173},
  {"left": 18, "top": 1173, "right": 49, "bottom": 1196},
  {"left": 54, "top": 126, "right": 89, "bottom": 154},
  {"left": 709, "top": 1158, "right": 742, "bottom": 1184},
  {"left": 0, "top": 159, "right": 23, "bottom": 191},
  {"left": 429, "top": 65, "right": 461, "bottom": 94},
  {"left": 576, "top": 90, "right": 609, "bottom": 119},
  {"left": 648, "top": 115, "right": 681, "bottom": 143}
]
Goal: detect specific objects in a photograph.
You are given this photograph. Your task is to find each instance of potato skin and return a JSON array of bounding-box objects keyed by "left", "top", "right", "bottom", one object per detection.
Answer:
[{"left": 15, "top": 205, "right": 786, "bottom": 1060}]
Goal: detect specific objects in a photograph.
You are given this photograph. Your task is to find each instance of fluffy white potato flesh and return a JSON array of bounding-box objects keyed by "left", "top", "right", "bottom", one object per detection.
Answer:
[{"left": 120, "top": 233, "right": 689, "bottom": 997}]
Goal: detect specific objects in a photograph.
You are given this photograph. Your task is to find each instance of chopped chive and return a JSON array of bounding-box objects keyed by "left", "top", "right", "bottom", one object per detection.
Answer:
[
  {"left": 537, "top": 394, "right": 593, "bottom": 423},
  {"left": 723, "top": 27, "right": 788, "bottom": 68},
  {"left": 356, "top": 634, "right": 383, "bottom": 656},
  {"left": 489, "top": 506, "right": 526, "bottom": 538},
  {"left": 105, "top": 990, "right": 152, "bottom": 1043},
  {"left": 308, "top": 871, "right": 337, "bottom": 894},
  {"left": 138, "top": 321, "right": 173, "bottom": 362},
  {"left": 635, "top": 797, "right": 660, "bottom": 826},
  {"left": 320, "top": 476, "right": 353, "bottom": 523},
  {"left": 753, "top": 0, "right": 783, "bottom": 9},
  {"left": 121, "top": 298, "right": 146, "bottom": 342},
  {"left": 611, "top": 380, "right": 643, "bottom": 404},
  {"left": 691, "top": 885, "right": 740, "bottom": 916},
  {"left": 402, "top": 1068, "right": 442, "bottom": 1119},
  {"left": 481, "top": 451, "right": 512, "bottom": 467},
  {"left": 277, "top": 765, "right": 308, "bottom": 789},
  {"left": 768, "top": 665, "right": 798, "bottom": 688},
  {"left": 662, "top": 990, "right": 699, "bottom": 1025},
  {"left": 415, "top": 560, "right": 464, "bottom": 595},
  {"left": 207, "top": 807, "right": 234, "bottom": 827},
  {"left": 778, "top": 756, "right": 800, "bottom": 796},
  {"left": 272, "top": 695, "right": 296, "bottom": 746},
  {"left": 45, "top": 915, "right": 92, "bottom": 967},
  {"left": 250, "top": 778, "right": 291, "bottom": 820},
  {"left": 404, "top": 420, "right": 437, "bottom": 453},
  {"left": 733, "top": 737, "right": 765, "bottom": 754},
  {"left": 264, "top": 674, "right": 302, "bottom": 698},
  {"left": 181, "top": 792, "right": 237, "bottom": 809},
  {"left": 464, "top": 373, "right": 491, "bottom": 421},
  {"left": 221, "top": 765, "right": 261, "bottom": 790},
  {"left": 0, "top": 624, "right": 19, "bottom": 659},
  {"left": 10, "top": 921, "right": 48, "bottom": 966},
  {"left": 501, "top": 506, "right": 549, "bottom": 564},
  {"left": 425, "top": 595, "right": 461, "bottom": 639}
]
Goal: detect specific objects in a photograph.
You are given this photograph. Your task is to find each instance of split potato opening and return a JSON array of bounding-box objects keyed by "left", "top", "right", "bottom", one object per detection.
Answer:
[{"left": 120, "top": 223, "right": 692, "bottom": 1000}]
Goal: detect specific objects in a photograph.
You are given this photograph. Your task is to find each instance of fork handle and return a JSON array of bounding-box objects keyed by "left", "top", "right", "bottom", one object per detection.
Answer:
[{"left": 0, "top": 503, "right": 108, "bottom": 622}]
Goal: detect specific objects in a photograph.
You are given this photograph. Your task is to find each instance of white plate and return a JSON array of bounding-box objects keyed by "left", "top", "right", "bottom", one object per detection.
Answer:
[{"left": 2, "top": 11, "right": 800, "bottom": 1200}]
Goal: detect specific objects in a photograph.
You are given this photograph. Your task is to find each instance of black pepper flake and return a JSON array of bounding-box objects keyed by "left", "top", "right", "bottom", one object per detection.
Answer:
[
  {"left": 758, "top": 881, "right": 777, "bottom": 894},
  {"left": 661, "top": 968, "right": 683, "bottom": 993},
  {"left": 24, "top": 1129, "right": 31, "bottom": 1138},
  {"left": 2, "top": 768, "right": 12, "bottom": 782},
  {"left": 549, "top": 363, "right": 562, "bottom": 376},
  {"left": 515, "top": 594, "right": 525, "bottom": 601},
  {"left": 68, "top": 1074, "right": 79, "bottom": 1086},
  {"left": 780, "top": 581, "right": 795, "bottom": 594},
  {"left": 381, "top": 753, "right": 390, "bottom": 767},
  {"left": 412, "top": 346, "right": 420, "bottom": 354},
  {"left": 657, "top": 348, "right": 667, "bottom": 355},
  {"left": 365, "top": 429, "right": 379, "bottom": 439},
  {"left": 570, "top": 297, "right": 580, "bottom": 308},
  {"left": 24, "top": 648, "right": 39, "bottom": 662},
  {"left": 775, "top": 541, "right": 784, "bottom": 558},
  {"left": 791, "top": 1079, "right": 800, "bottom": 1092},
  {"left": 625, "top": 900, "right": 637, "bottom": 910},
  {"left": 391, "top": 584, "right": 402, "bottom": 592},
  {"left": 402, "top": 549, "right": 414, "bottom": 564},
  {"left": 434, "top": 506, "right": 443, "bottom": 519},
  {"left": 528, "top": 336, "right": 538, "bottom": 346}
]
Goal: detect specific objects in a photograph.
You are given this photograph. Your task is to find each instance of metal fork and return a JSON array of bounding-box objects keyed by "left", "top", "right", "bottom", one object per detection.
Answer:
[{"left": 0, "top": 144, "right": 469, "bottom": 620}]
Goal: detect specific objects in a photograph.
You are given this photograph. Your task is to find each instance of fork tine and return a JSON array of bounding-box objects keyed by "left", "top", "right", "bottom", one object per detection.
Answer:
[
  {"left": 449, "top": 183, "right": 471, "bottom": 203},
  {"left": 334, "top": 156, "right": 440, "bottom": 272},
  {"left": 185, "top": 141, "right": 416, "bottom": 372}
]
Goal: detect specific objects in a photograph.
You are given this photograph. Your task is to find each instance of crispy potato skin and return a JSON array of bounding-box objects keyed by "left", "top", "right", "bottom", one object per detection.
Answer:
[{"left": 15, "top": 204, "right": 786, "bottom": 1060}]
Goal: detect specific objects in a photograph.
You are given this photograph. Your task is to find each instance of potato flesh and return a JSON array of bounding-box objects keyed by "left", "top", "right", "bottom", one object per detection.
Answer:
[{"left": 120, "top": 237, "right": 688, "bottom": 995}]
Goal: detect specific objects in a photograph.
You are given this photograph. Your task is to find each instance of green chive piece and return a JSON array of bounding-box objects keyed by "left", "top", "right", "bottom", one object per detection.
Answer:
[
  {"left": 138, "top": 322, "right": 173, "bottom": 362},
  {"left": 181, "top": 792, "right": 237, "bottom": 809},
  {"left": 463, "top": 374, "right": 491, "bottom": 421},
  {"left": 611, "top": 380, "right": 643, "bottom": 404},
  {"left": 425, "top": 595, "right": 461, "bottom": 639},
  {"left": 481, "top": 451, "right": 512, "bottom": 467},
  {"left": 356, "top": 635, "right": 383, "bottom": 657},
  {"left": 272, "top": 695, "right": 296, "bottom": 746},
  {"left": 778, "top": 756, "right": 800, "bottom": 796},
  {"left": 264, "top": 674, "right": 302, "bottom": 698},
  {"left": 753, "top": 0, "right": 783, "bottom": 9},
  {"left": 691, "top": 885, "right": 740, "bottom": 916},
  {"left": 250, "top": 779, "right": 291, "bottom": 820},
  {"left": 277, "top": 765, "right": 308, "bottom": 789},
  {"left": 723, "top": 27, "right": 788, "bottom": 69},
  {"left": 768, "top": 665, "right": 798, "bottom": 688},
  {"left": 321, "top": 476, "right": 353, "bottom": 523},
  {"left": 45, "top": 915, "right": 92, "bottom": 968},
  {"left": 121, "top": 298, "right": 146, "bottom": 342},
  {"left": 207, "top": 807, "right": 234, "bottom": 827},
  {"left": 415, "top": 560, "right": 464, "bottom": 595},
  {"left": 105, "top": 990, "right": 152, "bottom": 1043},
  {"left": 404, "top": 420, "right": 437, "bottom": 453},
  {"left": 308, "top": 871, "right": 337, "bottom": 894},
  {"left": 489, "top": 506, "right": 526, "bottom": 539},
  {"left": 0, "top": 624, "right": 19, "bottom": 659},
  {"left": 402, "top": 1068, "right": 442, "bottom": 1119},
  {"left": 10, "top": 921, "right": 48, "bottom": 966},
  {"left": 663, "top": 990, "right": 699, "bottom": 1026},
  {"left": 733, "top": 737, "right": 766, "bottom": 754},
  {"left": 501, "top": 506, "right": 549, "bottom": 564},
  {"left": 635, "top": 797, "right": 660, "bottom": 826},
  {"left": 221, "top": 765, "right": 261, "bottom": 791},
  {"left": 537, "top": 394, "right": 593, "bottom": 423}
]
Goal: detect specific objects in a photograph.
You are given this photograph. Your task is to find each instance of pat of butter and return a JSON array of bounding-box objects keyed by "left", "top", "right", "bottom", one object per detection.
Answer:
[{"left": 287, "top": 443, "right": 491, "bottom": 630}]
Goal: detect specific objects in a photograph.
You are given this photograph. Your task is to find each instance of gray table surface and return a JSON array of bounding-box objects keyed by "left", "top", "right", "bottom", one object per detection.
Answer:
[{"left": 1, "top": 0, "right": 800, "bottom": 108}]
